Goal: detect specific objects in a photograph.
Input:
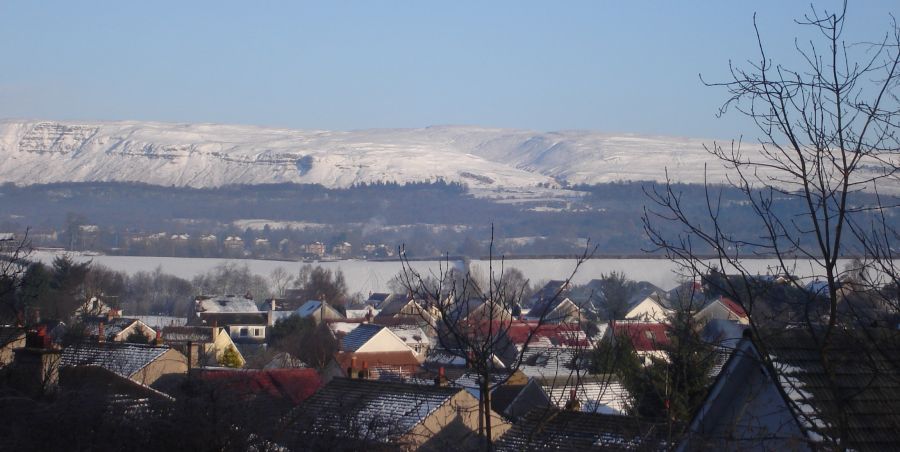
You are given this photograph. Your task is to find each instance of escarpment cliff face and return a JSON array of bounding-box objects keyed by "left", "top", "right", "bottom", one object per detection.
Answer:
[{"left": 1, "top": 119, "right": 893, "bottom": 194}]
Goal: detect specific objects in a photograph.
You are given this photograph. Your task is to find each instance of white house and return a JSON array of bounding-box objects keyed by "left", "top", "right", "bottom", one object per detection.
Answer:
[
  {"left": 341, "top": 323, "right": 412, "bottom": 354},
  {"left": 694, "top": 297, "right": 750, "bottom": 325},
  {"left": 623, "top": 291, "right": 671, "bottom": 321}
]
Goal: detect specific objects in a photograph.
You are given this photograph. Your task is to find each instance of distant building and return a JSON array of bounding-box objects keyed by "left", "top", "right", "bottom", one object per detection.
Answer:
[
  {"left": 331, "top": 241, "right": 352, "bottom": 257},
  {"left": 305, "top": 241, "right": 326, "bottom": 257},
  {"left": 224, "top": 236, "right": 244, "bottom": 249}
]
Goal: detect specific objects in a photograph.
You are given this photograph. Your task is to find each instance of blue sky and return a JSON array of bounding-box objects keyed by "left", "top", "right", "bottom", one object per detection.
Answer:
[{"left": 0, "top": 1, "right": 897, "bottom": 138}]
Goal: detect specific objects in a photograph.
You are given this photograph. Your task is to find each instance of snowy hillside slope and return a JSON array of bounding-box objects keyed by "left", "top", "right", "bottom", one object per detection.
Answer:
[{"left": 0, "top": 120, "right": 893, "bottom": 193}]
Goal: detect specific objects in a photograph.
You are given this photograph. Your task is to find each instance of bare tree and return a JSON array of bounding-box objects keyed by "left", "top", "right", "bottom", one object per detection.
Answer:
[
  {"left": 269, "top": 266, "right": 295, "bottom": 298},
  {"left": 398, "top": 228, "right": 595, "bottom": 449},
  {"left": 643, "top": 3, "right": 900, "bottom": 449}
]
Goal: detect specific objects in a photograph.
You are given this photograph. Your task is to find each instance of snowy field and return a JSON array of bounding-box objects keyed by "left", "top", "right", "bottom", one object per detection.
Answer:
[{"left": 29, "top": 250, "right": 852, "bottom": 296}]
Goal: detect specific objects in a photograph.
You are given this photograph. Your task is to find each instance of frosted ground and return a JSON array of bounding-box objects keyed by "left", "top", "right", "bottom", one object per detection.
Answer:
[{"left": 31, "top": 250, "right": 851, "bottom": 296}]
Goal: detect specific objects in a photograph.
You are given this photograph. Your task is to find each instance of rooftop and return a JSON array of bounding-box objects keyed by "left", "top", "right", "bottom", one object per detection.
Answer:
[
  {"left": 495, "top": 408, "right": 670, "bottom": 451},
  {"left": 341, "top": 323, "right": 385, "bottom": 352},
  {"left": 285, "top": 378, "right": 463, "bottom": 443},
  {"left": 196, "top": 296, "right": 259, "bottom": 314},
  {"left": 60, "top": 342, "right": 171, "bottom": 379}
]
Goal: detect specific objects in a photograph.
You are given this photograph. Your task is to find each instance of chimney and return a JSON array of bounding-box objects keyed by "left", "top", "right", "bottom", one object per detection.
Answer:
[
  {"left": 25, "top": 326, "right": 50, "bottom": 348},
  {"left": 348, "top": 356, "right": 358, "bottom": 379},
  {"left": 565, "top": 389, "right": 581, "bottom": 411},
  {"left": 357, "top": 360, "right": 369, "bottom": 380},
  {"left": 435, "top": 366, "right": 448, "bottom": 387},
  {"left": 155, "top": 329, "right": 163, "bottom": 346},
  {"left": 98, "top": 322, "right": 106, "bottom": 343},
  {"left": 270, "top": 298, "right": 277, "bottom": 311}
]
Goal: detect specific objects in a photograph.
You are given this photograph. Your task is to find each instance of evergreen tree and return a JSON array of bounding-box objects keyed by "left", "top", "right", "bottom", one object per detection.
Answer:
[{"left": 220, "top": 345, "right": 243, "bottom": 368}]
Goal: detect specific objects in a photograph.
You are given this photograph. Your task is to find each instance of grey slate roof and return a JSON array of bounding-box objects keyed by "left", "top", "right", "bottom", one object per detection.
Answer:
[
  {"left": 517, "top": 347, "right": 585, "bottom": 379},
  {"left": 196, "top": 295, "right": 259, "bottom": 313},
  {"left": 81, "top": 317, "right": 140, "bottom": 339},
  {"left": 285, "top": 378, "right": 463, "bottom": 443},
  {"left": 60, "top": 342, "right": 171, "bottom": 379},
  {"left": 495, "top": 408, "right": 670, "bottom": 451},
  {"left": 162, "top": 326, "right": 215, "bottom": 343},
  {"left": 764, "top": 328, "right": 900, "bottom": 450},
  {"left": 341, "top": 323, "right": 385, "bottom": 352}
]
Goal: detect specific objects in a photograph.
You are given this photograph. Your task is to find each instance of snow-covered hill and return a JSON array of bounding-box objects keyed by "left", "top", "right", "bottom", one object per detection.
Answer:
[{"left": 0, "top": 119, "right": 892, "bottom": 194}]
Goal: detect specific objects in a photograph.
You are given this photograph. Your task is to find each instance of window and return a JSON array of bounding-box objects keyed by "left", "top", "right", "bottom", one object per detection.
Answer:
[
  {"left": 254, "top": 328, "right": 261, "bottom": 336},
  {"left": 240, "top": 328, "right": 248, "bottom": 337}
]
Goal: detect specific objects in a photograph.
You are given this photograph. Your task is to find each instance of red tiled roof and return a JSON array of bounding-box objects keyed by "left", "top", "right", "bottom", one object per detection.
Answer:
[
  {"left": 719, "top": 297, "right": 749, "bottom": 318},
  {"left": 611, "top": 321, "right": 671, "bottom": 352},
  {"left": 199, "top": 368, "right": 322, "bottom": 404},
  {"left": 336, "top": 350, "right": 424, "bottom": 370},
  {"left": 505, "top": 322, "right": 590, "bottom": 347}
]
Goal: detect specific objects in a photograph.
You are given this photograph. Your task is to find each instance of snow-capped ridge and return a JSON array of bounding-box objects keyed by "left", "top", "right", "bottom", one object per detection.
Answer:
[{"left": 0, "top": 119, "right": 894, "bottom": 194}]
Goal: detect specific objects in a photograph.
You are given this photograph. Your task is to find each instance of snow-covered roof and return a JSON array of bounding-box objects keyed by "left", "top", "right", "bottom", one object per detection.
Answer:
[
  {"left": 341, "top": 323, "right": 385, "bottom": 352},
  {"left": 386, "top": 325, "right": 429, "bottom": 346},
  {"left": 287, "top": 378, "right": 463, "bottom": 442},
  {"left": 131, "top": 315, "right": 187, "bottom": 329},
  {"left": 328, "top": 321, "right": 363, "bottom": 337},
  {"left": 495, "top": 409, "right": 669, "bottom": 451},
  {"left": 544, "top": 379, "right": 631, "bottom": 415},
  {"left": 296, "top": 300, "right": 324, "bottom": 317},
  {"left": 60, "top": 342, "right": 171, "bottom": 379},
  {"left": 196, "top": 296, "right": 259, "bottom": 314}
]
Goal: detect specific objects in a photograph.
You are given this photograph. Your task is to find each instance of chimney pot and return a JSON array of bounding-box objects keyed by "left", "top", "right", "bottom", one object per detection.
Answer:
[
  {"left": 98, "top": 322, "right": 106, "bottom": 343},
  {"left": 155, "top": 329, "right": 163, "bottom": 345}
]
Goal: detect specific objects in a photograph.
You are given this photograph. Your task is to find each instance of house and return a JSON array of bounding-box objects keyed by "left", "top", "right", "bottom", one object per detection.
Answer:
[
  {"left": 59, "top": 365, "right": 174, "bottom": 403},
  {"left": 263, "top": 351, "right": 307, "bottom": 369},
  {"left": 446, "top": 298, "right": 512, "bottom": 324},
  {"left": 9, "top": 327, "right": 62, "bottom": 397},
  {"left": 75, "top": 297, "right": 121, "bottom": 318},
  {"left": 326, "top": 323, "right": 423, "bottom": 380},
  {"left": 529, "top": 280, "right": 570, "bottom": 307},
  {"left": 195, "top": 295, "right": 259, "bottom": 316},
  {"left": 331, "top": 241, "right": 352, "bottom": 257},
  {"left": 224, "top": 236, "right": 244, "bottom": 249},
  {"left": 607, "top": 321, "right": 671, "bottom": 364},
  {"left": 199, "top": 368, "right": 321, "bottom": 405},
  {"left": 366, "top": 292, "right": 401, "bottom": 309},
  {"left": 0, "top": 326, "right": 26, "bottom": 366},
  {"left": 162, "top": 325, "right": 245, "bottom": 368},
  {"left": 341, "top": 323, "right": 412, "bottom": 354},
  {"left": 304, "top": 241, "right": 326, "bottom": 257},
  {"left": 291, "top": 300, "right": 345, "bottom": 324},
  {"left": 504, "top": 321, "right": 591, "bottom": 350},
  {"left": 387, "top": 325, "right": 431, "bottom": 356},
  {"left": 694, "top": 297, "right": 750, "bottom": 325},
  {"left": 131, "top": 315, "right": 188, "bottom": 330},
  {"left": 334, "top": 349, "right": 424, "bottom": 382},
  {"left": 622, "top": 290, "right": 672, "bottom": 321},
  {"left": 682, "top": 328, "right": 900, "bottom": 451},
  {"left": 493, "top": 378, "right": 553, "bottom": 421},
  {"left": 495, "top": 408, "right": 670, "bottom": 451},
  {"left": 81, "top": 317, "right": 157, "bottom": 342},
  {"left": 199, "top": 312, "right": 269, "bottom": 343},
  {"left": 516, "top": 346, "right": 585, "bottom": 380},
  {"left": 282, "top": 378, "right": 510, "bottom": 450},
  {"left": 59, "top": 341, "right": 188, "bottom": 386},
  {"left": 375, "top": 294, "right": 436, "bottom": 324},
  {"left": 527, "top": 297, "right": 586, "bottom": 323},
  {"left": 544, "top": 379, "right": 632, "bottom": 416}
]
